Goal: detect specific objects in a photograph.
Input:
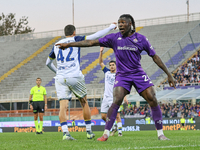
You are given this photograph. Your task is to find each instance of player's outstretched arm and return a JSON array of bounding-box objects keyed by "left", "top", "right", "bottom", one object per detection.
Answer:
[
  {"left": 99, "top": 47, "right": 105, "bottom": 68},
  {"left": 86, "top": 23, "right": 117, "bottom": 40},
  {"left": 152, "top": 54, "right": 176, "bottom": 88},
  {"left": 56, "top": 39, "right": 100, "bottom": 50}
]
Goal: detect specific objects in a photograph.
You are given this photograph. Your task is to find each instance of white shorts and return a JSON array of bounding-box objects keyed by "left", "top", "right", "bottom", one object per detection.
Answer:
[
  {"left": 55, "top": 75, "right": 87, "bottom": 100},
  {"left": 101, "top": 96, "right": 120, "bottom": 113}
]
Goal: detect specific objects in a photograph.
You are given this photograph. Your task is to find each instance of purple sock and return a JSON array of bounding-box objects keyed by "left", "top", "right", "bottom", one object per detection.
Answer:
[
  {"left": 151, "top": 105, "right": 163, "bottom": 130},
  {"left": 105, "top": 103, "right": 119, "bottom": 130}
]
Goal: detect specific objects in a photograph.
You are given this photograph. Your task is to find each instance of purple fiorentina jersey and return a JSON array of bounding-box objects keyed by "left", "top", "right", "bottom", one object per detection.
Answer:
[{"left": 99, "top": 32, "right": 156, "bottom": 75}]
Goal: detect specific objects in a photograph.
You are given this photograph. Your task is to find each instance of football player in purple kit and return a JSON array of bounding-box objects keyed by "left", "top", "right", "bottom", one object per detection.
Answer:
[{"left": 56, "top": 14, "right": 176, "bottom": 141}]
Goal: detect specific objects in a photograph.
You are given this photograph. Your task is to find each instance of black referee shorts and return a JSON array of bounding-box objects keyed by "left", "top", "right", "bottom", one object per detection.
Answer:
[
  {"left": 181, "top": 123, "right": 184, "bottom": 126},
  {"left": 32, "top": 101, "right": 45, "bottom": 113}
]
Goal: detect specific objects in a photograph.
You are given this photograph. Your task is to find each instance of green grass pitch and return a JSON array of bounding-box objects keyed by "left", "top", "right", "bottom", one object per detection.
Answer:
[{"left": 0, "top": 130, "right": 199, "bottom": 150}]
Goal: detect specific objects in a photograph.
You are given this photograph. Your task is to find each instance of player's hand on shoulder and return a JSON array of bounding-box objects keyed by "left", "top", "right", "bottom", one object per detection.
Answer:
[{"left": 55, "top": 43, "right": 69, "bottom": 50}]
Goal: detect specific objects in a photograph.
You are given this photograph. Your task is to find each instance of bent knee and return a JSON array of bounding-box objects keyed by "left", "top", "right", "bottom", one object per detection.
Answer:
[
  {"left": 79, "top": 97, "right": 87, "bottom": 104},
  {"left": 148, "top": 96, "right": 158, "bottom": 106}
]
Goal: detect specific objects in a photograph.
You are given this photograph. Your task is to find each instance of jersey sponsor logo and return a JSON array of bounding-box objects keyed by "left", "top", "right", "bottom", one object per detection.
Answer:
[
  {"left": 117, "top": 46, "right": 138, "bottom": 51},
  {"left": 105, "top": 75, "right": 115, "bottom": 85},
  {"left": 117, "top": 37, "right": 122, "bottom": 40},
  {"left": 133, "top": 38, "right": 138, "bottom": 43},
  {"left": 38, "top": 90, "right": 40, "bottom": 92},
  {"left": 58, "top": 63, "right": 76, "bottom": 70}
]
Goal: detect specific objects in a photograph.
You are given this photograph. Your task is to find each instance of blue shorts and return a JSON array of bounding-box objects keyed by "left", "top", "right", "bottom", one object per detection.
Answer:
[{"left": 113, "top": 71, "right": 154, "bottom": 94}]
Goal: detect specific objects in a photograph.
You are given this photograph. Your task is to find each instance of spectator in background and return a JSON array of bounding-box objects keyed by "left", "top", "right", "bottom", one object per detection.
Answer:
[
  {"left": 177, "top": 110, "right": 182, "bottom": 117},
  {"left": 194, "top": 111, "right": 198, "bottom": 117},
  {"left": 191, "top": 110, "right": 195, "bottom": 117},
  {"left": 188, "top": 60, "right": 192, "bottom": 70},
  {"left": 129, "top": 109, "right": 134, "bottom": 116},
  {"left": 123, "top": 102, "right": 200, "bottom": 119},
  {"left": 192, "top": 55, "right": 196, "bottom": 62},
  {"left": 184, "top": 109, "right": 189, "bottom": 118},
  {"left": 140, "top": 109, "right": 145, "bottom": 115},
  {"left": 162, "top": 50, "right": 200, "bottom": 87}
]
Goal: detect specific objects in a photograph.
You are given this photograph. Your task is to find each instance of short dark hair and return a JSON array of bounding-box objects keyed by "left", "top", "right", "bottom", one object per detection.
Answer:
[
  {"left": 120, "top": 14, "right": 136, "bottom": 32},
  {"left": 109, "top": 60, "right": 116, "bottom": 65},
  {"left": 36, "top": 77, "right": 42, "bottom": 81},
  {"left": 64, "top": 25, "right": 76, "bottom": 36}
]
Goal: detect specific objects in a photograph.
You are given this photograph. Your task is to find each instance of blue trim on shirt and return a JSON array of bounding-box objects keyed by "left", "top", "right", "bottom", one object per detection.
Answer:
[
  {"left": 74, "top": 36, "right": 85, "bottom": 42},
  {"left": 102, "top": 66, "right": 110, "bottom": 74},
  {"left": 49, "top": 46, "right": 55, "bottom": 59},
  {"left": 61, "top": 122, "right": 67, "bottom": 126},
  {"left": 78, "top": 47, "right": 80, "bottom": 65}
]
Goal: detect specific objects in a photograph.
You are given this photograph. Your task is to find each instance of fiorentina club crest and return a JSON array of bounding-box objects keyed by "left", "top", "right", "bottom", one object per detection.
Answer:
[
  {"left": 133, "top": 38, "right": 138, "bottom": 43},
  {"left": 106, "top": 117, "right": 110, "bottom": 122},
  {"left": 157, "top": 120, "right": 162, "bottom": 124}
]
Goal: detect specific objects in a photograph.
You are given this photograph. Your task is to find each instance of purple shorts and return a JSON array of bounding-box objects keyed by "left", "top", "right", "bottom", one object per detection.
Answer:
[{"left": 113, "top": 72, "right": 154, "bottom": 94}]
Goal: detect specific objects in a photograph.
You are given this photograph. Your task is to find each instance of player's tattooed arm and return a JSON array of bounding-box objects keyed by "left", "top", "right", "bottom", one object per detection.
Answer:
[
  {"left": 56, "top": 39, "right": 100, "bottom": 49},
  {"left": 152, "top": 54, "right": 176, "bottom": 88}
]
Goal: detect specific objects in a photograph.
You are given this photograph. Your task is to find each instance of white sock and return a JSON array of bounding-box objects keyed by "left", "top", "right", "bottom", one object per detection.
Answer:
[
  {"left": 86, "top": 124, "right": 91, "bottom": 132},
  {"left": 117, "top": 122, "right": 122, "bottom": 134},
  {"left": 157, "top": 129, "right": 164, "bottom": 137},
  {"left": 61, "top": 125, "right": 69, "bottom": 133},
  {"left": 103, "top": 129, "right": 110, "bottom": 137}
]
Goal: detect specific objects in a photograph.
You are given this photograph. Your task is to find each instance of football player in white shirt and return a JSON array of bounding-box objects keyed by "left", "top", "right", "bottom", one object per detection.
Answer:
[
  {"left": 99, "top": 47, "right": 128, "bottom": 136},
  {"left": 46, "top": 23, "right": 116, "bottom": 140}
]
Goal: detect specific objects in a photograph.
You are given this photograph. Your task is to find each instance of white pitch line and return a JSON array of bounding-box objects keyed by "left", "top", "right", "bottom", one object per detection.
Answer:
[
  {"left": 88, "top": 144, "right": 200, "bottom": 150},
  {"left": 133, "top": 144, "right": 200, "bottom": 149}
]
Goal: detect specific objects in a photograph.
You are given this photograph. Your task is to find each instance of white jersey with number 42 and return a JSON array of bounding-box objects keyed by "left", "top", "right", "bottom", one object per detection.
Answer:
[{"left": 49, "top": 36, "right": 86, "bottom": 78}]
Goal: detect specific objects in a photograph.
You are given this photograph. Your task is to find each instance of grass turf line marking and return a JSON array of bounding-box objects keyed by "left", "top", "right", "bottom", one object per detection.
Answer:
[
  {"left": 133, "top": 144, "right": 200, "bottom": 149},
  {"left": 88, "top": 145, "right": 200, "bottom": 150}
]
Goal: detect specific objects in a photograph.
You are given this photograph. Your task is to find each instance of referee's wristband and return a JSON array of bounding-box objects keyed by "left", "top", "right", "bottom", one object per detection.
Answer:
[{"left": 29, "top": 100, "right": 33, "bottom": 105}]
